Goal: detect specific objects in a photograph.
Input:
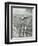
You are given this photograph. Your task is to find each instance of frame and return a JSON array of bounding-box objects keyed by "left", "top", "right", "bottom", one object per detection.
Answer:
[{"left": 5, "top": 2, "right": 37, "bottom": 44}]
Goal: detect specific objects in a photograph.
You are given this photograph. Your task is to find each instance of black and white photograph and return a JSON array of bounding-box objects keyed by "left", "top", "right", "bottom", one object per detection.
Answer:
[
  {"left": 11, "top": 8, "right": 32, "bottom": 38},
  {"left": 5, "top": 2, "right": 37, "bottom": 44}
]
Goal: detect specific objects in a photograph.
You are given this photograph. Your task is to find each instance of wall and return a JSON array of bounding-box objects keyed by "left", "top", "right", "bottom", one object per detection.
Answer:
[{"left": 0, "top": 0, "right": 38, "bottom": 46}]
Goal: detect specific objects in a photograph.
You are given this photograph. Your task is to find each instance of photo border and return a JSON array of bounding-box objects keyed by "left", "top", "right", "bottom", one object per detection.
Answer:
[{"left": 5, "top": 2, "right": 37, "bottom": 44}]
